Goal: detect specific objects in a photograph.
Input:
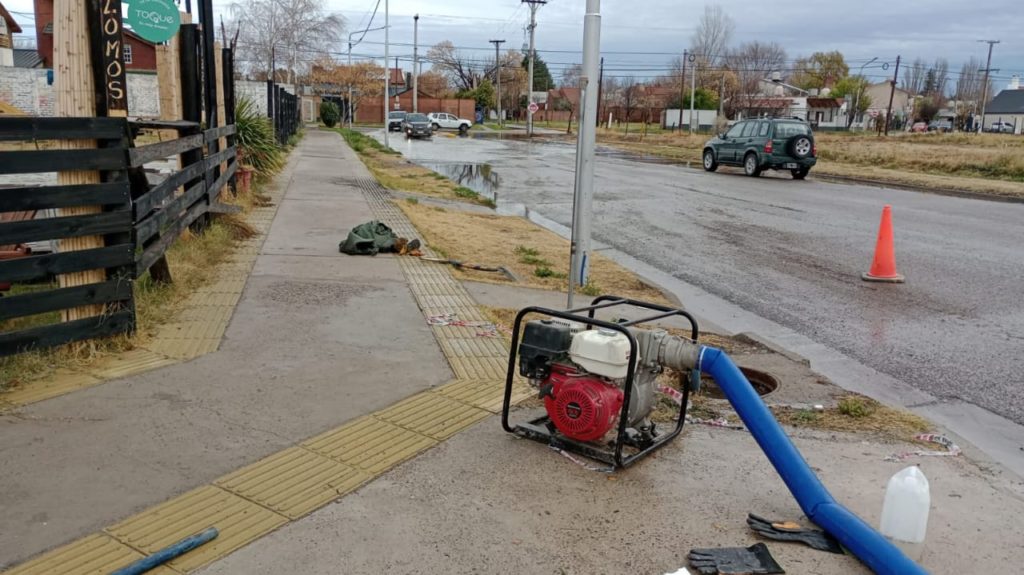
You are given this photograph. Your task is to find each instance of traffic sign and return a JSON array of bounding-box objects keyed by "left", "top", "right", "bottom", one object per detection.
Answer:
[{"left": 528, "top": 102, "right": 539, "bottom": 114}]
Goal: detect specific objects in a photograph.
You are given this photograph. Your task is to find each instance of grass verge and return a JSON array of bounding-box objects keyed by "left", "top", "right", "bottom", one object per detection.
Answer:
[
  {"left": 397, "top": 201, "right": 669, "bottom": 300},
  {"left": 335, "top": 128, "right": 496, "bottom": 207}
]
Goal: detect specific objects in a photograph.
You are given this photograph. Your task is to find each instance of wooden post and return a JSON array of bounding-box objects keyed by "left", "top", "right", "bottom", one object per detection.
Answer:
[
  {"left": 53, "top": 2, "right": 106, "bottom": 320},
  {"left": 215, "top": 42, "right": 228, "bottom": 181}
]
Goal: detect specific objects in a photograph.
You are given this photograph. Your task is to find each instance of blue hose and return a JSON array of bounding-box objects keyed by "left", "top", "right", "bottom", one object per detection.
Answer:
[
  {"left": 110, "top": 527, "right": 218, "bottom": 575},
  {"left": 698, "top": 346, "right": 928, "bottom": 575}
]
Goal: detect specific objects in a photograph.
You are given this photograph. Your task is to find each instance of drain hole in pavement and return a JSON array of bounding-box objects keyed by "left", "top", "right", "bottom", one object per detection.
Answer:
[{"left": 701, "top": 367, "right": 778, "bottom": 398}]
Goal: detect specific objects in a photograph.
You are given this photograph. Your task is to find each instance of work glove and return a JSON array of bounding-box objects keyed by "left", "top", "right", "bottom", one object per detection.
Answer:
[
  {"left": 687, "top": 542, "right": 784, "bottom": 574},
  {"left": 747, "top": 514, "right": 843, "bottom": 554}
]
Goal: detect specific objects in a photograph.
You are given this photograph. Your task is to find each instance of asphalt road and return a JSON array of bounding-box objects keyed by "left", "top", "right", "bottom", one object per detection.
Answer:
[{"left": 379, "top": 130, "right": 1024, "bottom": 427}]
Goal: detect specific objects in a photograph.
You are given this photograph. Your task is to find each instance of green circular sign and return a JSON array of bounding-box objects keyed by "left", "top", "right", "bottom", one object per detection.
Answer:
[{"left": 127, "top": 0, "right": 181, "bottom": 44}]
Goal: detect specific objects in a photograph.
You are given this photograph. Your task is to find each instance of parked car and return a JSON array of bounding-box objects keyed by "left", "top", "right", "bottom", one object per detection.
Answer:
[
  {"left": 387, "top": 111, "right": 407, "bottom": 132},
  {"left": 910, "top": 121, "right": 928, "bottom": 133},
  {"left": 427, "top": 112, "right": 472, "bottom": 133},
  {"left": 988, "top": 121, "right": 1015, "bottom": 134},
  {"left": 702, "top": 118, "right": 817, "bottom": 179},
  {"left": 401, "top": 113, "right": 433, "bottom": 139},
  {"left": 927, "top": 120, "right": 953, "bottom": 132}
]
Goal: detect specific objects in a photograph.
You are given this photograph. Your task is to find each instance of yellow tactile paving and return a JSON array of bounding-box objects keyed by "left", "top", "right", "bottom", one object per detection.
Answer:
[
  {"left": 154, "top": 319, "right": 230, "bottom": 341},
  {"left": 434, "top": 378, "right": 533, "bottom": 413},
  {"left": 448, "top": 356, "right": 509, "bottom": 380},
  {"left": 375, "top": 391, "right": 490, "bottom": 440},
  {"left": 175, "top": 305, "right": 237, "bottom": 325},
  {"left": 1, "top": 533, "right": 179, "bottom": 575},
  {"left": 0, "top": 370, "right": 102, "bottom": 405},
  {"left": 105, "top": 485, "right": 287, "bottom": 573},
  {"left": 438, "top": 337, "right": 509, "bottom": 359},
  {"left": 216, "top": 447, "right": 369, "bottom": 519},
  {"left": 84, "top": 349, "right": 176, "bottom": 380},
  {"left": 302, "top": 416, "right": 438, "bottom": 474},
  {"left": 143, "top": 338, "right": 222, "bottom": 360}
]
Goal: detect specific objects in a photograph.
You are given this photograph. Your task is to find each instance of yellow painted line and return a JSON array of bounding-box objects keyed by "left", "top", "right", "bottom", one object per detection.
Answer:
[
  {"left": 1, "top": 533, "right": 179, "bottom": 575},
  {"left": 302, "top": 415, "right": 438, "bottom": 474},
  {"left": 375, "top": 391, "right": 490, "bottom": 440},
  {"left": 105, "top": 485, "right": 288, "bottom": 573},
  {"left": 216, "top": 447, "right": 369, "bottom": 519}
]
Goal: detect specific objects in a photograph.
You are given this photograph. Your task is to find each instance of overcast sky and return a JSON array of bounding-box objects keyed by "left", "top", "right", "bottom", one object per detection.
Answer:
[{"left": 5, "top": 0, "right": 1021, "bottom": 88}]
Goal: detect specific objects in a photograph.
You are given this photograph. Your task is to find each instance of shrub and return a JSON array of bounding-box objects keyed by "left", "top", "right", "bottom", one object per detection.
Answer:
[
  {"left": 320, "top": 101, "right": 341, "bottom": 127},
  {"left": 235, "top": 96, "right": 284, "bottom": 176},
  {"left": 838, "top": 396, "right": 875, "bottom": 418}
]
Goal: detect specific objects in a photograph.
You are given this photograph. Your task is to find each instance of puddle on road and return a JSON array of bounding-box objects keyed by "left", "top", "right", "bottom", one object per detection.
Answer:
[{"left": 417, "top": 162, "right": 501, "bottom": 203}]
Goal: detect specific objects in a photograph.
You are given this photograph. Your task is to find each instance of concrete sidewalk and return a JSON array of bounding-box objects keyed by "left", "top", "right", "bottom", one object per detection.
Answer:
[{"left": 0, "top": 130, "right": 452, "bottom": 569}]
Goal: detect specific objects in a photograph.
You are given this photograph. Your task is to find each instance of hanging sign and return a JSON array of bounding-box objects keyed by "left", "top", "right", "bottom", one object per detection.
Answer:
[
  {"left": 88, "top": 0, "right": 129, "bottom": 113},
  {"left": 126, "top": 0, "right": 181, "bottom": 44}
]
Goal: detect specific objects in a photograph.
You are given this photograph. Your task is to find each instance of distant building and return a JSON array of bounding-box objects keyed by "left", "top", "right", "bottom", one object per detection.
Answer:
[
  {"left": 983, "top": 89, "right": 1024, "bottom": 134},
  {"left": 32, "top": 0, "right": 157, "bottom": 70},
  {"left": 0, "top": 1, "right": 21, "bottom": 67}
]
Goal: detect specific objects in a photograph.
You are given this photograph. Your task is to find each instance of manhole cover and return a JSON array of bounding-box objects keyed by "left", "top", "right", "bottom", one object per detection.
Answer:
[{"left": 700, "top": 367, "right": 778, "bottom": 399}]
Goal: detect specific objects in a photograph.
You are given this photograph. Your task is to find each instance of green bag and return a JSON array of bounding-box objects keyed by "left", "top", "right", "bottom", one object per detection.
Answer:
[{"left": 338, "top": 220, "right": 398, "bottom": 256}]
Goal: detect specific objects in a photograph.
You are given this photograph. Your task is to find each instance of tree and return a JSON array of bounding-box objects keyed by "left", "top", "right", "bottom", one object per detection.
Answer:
[
  {"left": 915, "top": 97, "right": 940, "bottom": 122},
  {"left": 319, "top": 101, "right": 340, "bottom": 127},
  {"left": 928, "top": 58, "right": 949, "bottom": 99},
  {"left": 229, "top": 0, "right": 344, "bottom": 82},
  {"left": 457, "top": 78, "right": 495, "bottom": 109},
  {"left": 669, "top": 87, "right": 718, "bottom": 110},
  {"left": 901, "top": 58, "right": 927, "bottom": 95},
  {"left": 689, "top": 4, "right": 734, "bottom": 66},
  {"left": 417, "top": 71, "right": 452, "bottom": 98},
  {"left": 427, "top": 41, "right": 481, "bottom": 92},
  {"left": 791, "top": 51, "right": 849, "bottom": 91},
  {"left": 307, "top": 58, "right": 383, "bottom": 119},
  {"left": 724, "top": 41, "right": 787, "bottom": 115},
  {"left": 954, "top": 56, "right": 991, "bottom": 128},
  {"left": 561, "top": 63, "right": 583, "bottom": 88},
  {"left": 522, "top": 54, "right": 554, "bottom": 92},
  {"left": 620, "top": 76, "right": 641, "bottom": 134},
  {"left": 832, "top": 76, "right": 872, "bottom": 127}
]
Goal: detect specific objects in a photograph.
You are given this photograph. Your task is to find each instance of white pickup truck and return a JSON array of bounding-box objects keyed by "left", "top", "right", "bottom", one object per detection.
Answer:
[{"left": 427, "top": 112, "right": 472, "bottom": 133}]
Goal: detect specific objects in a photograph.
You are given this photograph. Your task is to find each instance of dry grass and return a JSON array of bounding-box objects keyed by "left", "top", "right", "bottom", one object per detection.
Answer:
[
  {"left": 397, "top": 201, "right": 669, "bottom": 302},
  {"left": 594, "top": 129, "right": 1024, "bottom": 197},
  {"left": 772, "top": 395, "right": 932, "bottom": 440}
]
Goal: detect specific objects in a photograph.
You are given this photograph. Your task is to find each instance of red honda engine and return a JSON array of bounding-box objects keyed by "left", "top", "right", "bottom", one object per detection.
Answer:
[{"left": 543, "top": 364, "right": 624, "bottom": 442}]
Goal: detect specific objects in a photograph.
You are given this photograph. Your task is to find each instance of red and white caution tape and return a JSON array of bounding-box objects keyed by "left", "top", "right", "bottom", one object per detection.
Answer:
[
  {"left": 658, "top": 385, "right": 746, "bottom": 431},
  {"left": 549, "top": 446, "right": 615, "bottom": 473},
  {"left": 885, "top": 434, "right": 962, "bottom": 462}
]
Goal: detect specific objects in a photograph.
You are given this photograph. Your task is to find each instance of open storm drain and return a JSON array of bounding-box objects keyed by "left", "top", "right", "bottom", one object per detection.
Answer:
[{"left": 701, "top": 367, "right": 779, "bottom": 398}]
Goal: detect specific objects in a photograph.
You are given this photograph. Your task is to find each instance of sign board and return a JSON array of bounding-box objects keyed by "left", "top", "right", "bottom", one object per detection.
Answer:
[
  {"left": 126, "top": 0, "right": 181, "bottom": 44},
  {"left": 88, "top": 0, "right": 128, "bottom": 113},
  {"left": 528, "top": 102, "right": 539, "bottom": 114}
]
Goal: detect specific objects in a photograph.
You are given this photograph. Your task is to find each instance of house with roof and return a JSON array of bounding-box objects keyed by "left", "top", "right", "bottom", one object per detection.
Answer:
[
  {"left": 983, "top": 83, "right": 1024, "bottom": 134},
  {"left": 32, "top": 0, "right": 156, "bottom": 70},
  {"left": 0, "top": 1, "right": 21, "bottom": 67}
]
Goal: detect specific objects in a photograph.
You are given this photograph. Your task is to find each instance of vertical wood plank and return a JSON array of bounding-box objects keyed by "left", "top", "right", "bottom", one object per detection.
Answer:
[
  {"left": 215, "top": 42, "right": 228, "bottom": 184},
  {"left": 54, "top": 1, "right": 105, "bottom": 320}
]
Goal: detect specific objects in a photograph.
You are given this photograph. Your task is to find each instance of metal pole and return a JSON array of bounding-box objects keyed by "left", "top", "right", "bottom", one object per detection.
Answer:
[
  {"left": 689, "top": 53, "right": 697, "bottom": 133},
  {"left": 596, "top": 56, "right": 604, "bottom": 127},
  {"left": 413, "top": 14, "right": 419, "bottom": 113},
  {"left": 568, "top": 0, "right": 600, "bottom": 305},
  {"left": 853, "top": 57, "right": 877, "bottom": 129},
  {"left": 978, "top": 40, "right": 1000, "bottom": 134},
  {"left": 884, "top": 55, "right": 900, "bottom": 136},
  {"left": 383, "top": 0, "right": 389, "bottom": 148},
  {"left": 677, "top": 50, "right": 686, "bottom": 132},
  {"left": 718, "top": 73, "right": 725, "bottom": 118},
  {"left": 524, "top": 0, "right": 545, "bottom": 137},
  {"left": 347, "top": 40, "right": 353, "bottom": 127}
]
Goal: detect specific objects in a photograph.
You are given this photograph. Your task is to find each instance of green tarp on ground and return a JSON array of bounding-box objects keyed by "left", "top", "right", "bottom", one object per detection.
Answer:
[{"left": 338, "top": 220, "right": 399, "bottom": 256}]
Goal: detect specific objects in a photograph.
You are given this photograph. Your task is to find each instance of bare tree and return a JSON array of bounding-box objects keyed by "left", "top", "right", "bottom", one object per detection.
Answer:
[
  {"left": 930, "top": 58, "right": 949, "bottom": 99},
  {"left": 689, "top": 5, "right": 735, "bottom": 67},
  {"left": 418, "top": 71, "right": 453, "bottom": 98},
  {"left": 426, "top": 41, "right": 481, "bottom": 92},
  {"left": 620, "top": 76, "right": 641, "bottom": 134},
  {"left": 724, "top": 41, "right": 787, "bottom": 113},
  {"left": 901, "top": 57, "right": 927, "bottom": 95},
  {"left": 954, "top": 56, "right": 991, "bottom": 127},
  {"left": 561, "top": 63, "right": 583, "bottom": 88},
  {"left": 230, "top": 0, "right": 344, "bottom": 83}
]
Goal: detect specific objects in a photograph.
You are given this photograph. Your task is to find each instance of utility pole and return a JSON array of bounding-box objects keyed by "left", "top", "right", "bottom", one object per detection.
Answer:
[
  {"left": 677, "top": 50, "right": 686, "bottom": 132},
  {"left": 719, "top": 73, "right": 725, "bottom": 118},
  {"left": 490, "top": 39, "right": 506, "bottom": 126},
  {"left": 383, "top": 0, "right": 389, "bottom": 147},
  {"left": 884, "top": 55, "right": 900, "bottom": 136},
  {"left": 523, "top": 0, "right": 546, "bottom": 137},
  {"left": 413, "top": 14, "right": 419, "bottom": 113},
  {"left": 689, "top": 52, "right": 697, "bottom": 133},
  {"left": 596, "top": 56, "right": 604, "bottom": 127},
  {"left": 567, "top": 0, "right": 600, "bottom": 307},
  {"left": 978, "top": 40, "right": 1000, "bottom": 133}
]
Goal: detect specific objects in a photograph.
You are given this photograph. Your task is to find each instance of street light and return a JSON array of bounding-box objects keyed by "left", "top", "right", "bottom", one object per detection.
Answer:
[
  {"left": 347, "top": 25, "right": 388, "bottom": 128},
  {"left": 852, "top": 57, "right": 878, "bottom": 130}
]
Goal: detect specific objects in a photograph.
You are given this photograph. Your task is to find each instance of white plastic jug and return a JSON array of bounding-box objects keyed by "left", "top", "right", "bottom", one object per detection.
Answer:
[{"left": 879, "top": 465, "right": 930, "bottom": 544}]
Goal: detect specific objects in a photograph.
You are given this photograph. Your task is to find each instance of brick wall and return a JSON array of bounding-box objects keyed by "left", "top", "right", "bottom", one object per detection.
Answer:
[{"left": 0, "top": 68, "right": 160, "bottom": 117}]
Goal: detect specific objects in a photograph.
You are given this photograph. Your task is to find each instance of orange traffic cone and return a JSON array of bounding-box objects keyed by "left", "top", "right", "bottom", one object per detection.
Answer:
[{"left": 862, "top": 205, "right": 905, "bottom": 283}]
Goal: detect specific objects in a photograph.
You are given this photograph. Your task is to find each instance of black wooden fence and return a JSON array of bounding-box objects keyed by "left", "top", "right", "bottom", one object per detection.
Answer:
[
  {"left": 268, "top": 81, "right": 300, "bottom": 145},
  {"left": 0, "top": 116, "right": 237, "bottom": 357}
]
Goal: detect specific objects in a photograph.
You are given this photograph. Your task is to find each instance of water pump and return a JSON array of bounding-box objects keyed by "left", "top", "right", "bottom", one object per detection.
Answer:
[{"left": 503, "top": 296, "right": 700, "bottom": 468}]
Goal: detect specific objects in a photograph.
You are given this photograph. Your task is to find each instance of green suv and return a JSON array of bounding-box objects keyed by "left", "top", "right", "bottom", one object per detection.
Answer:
[{"left": 702, "top": 118, "right": 816, "bottom": 179}]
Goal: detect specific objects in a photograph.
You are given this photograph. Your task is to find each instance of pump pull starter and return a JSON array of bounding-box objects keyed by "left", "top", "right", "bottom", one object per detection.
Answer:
[{"left": 501, "top": 295, "right": 700, "bottom": 469}]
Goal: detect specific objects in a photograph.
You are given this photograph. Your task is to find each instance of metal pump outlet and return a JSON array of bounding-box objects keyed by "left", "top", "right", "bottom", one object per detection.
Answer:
[{"left": 502, "top": 296, "right": 700, "bottom": 468}]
